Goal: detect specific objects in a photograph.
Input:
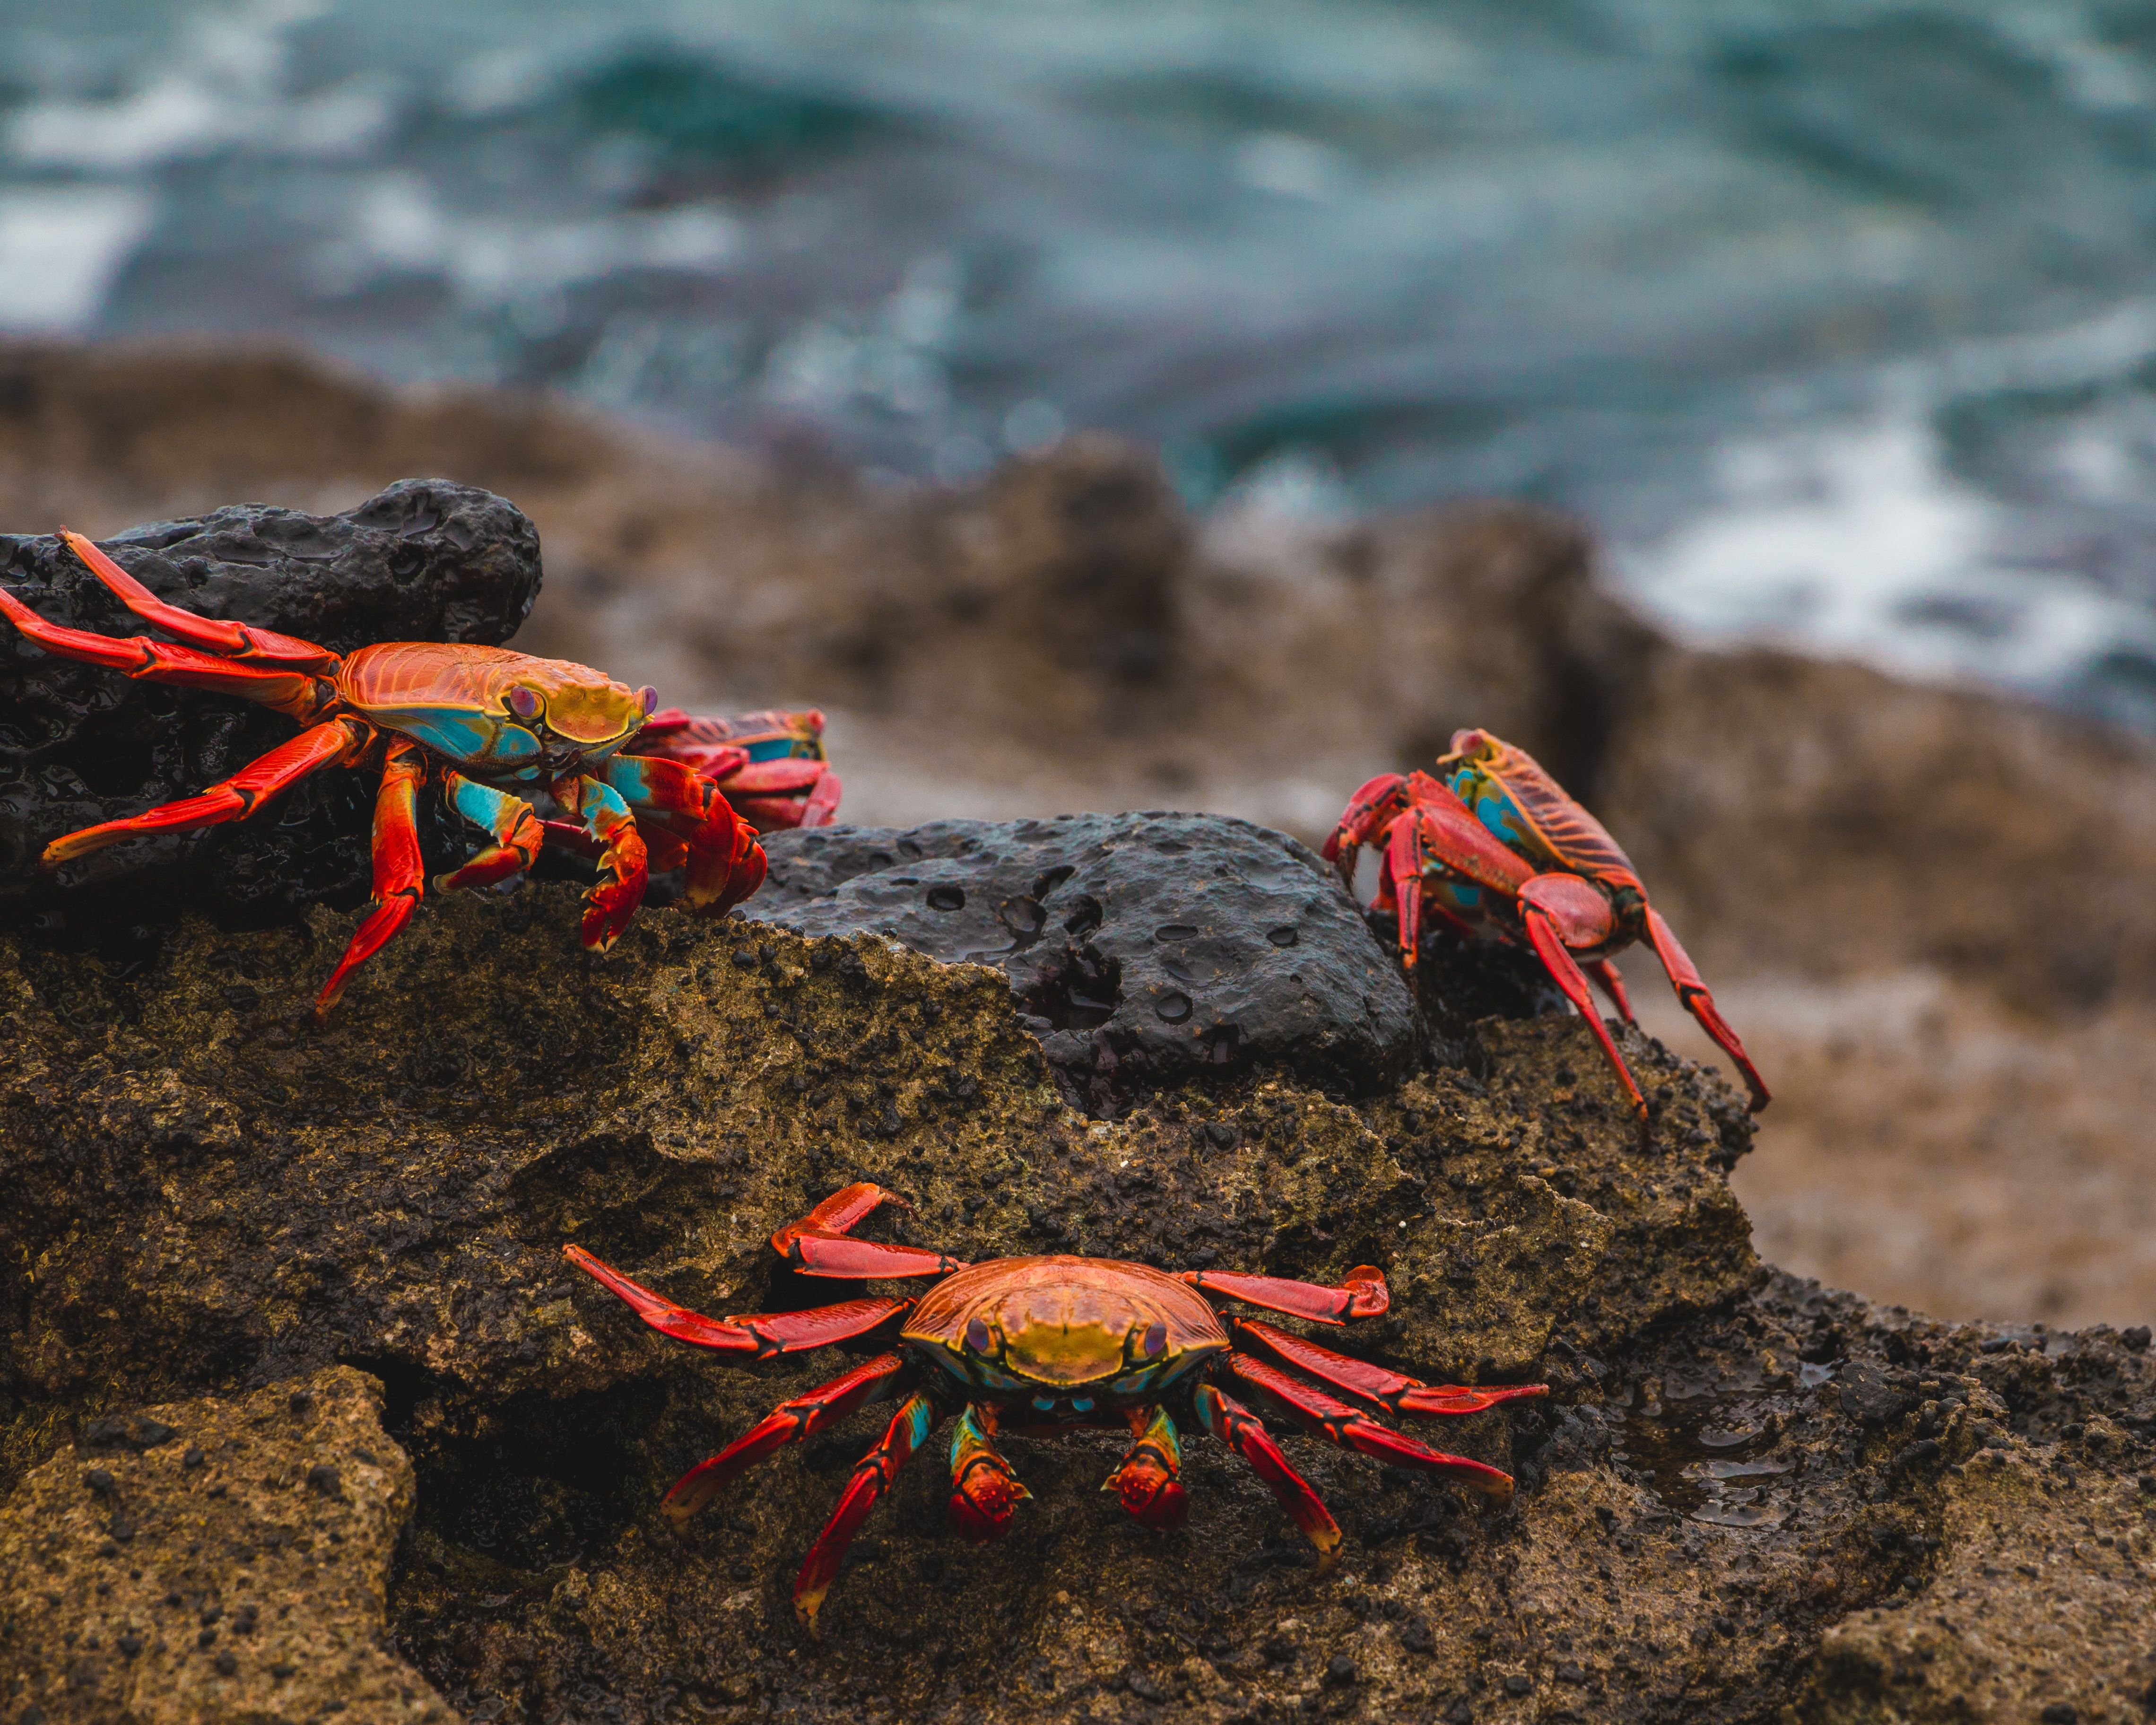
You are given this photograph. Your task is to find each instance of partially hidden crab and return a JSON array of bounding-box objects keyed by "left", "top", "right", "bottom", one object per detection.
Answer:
[
  {"left": 626, "top": 706, "right": 841, "bottom": 832},
  {"left": 0, "top": 530, "right": 767, "bottom": 1014},
  {"left": 565, "top": 1183, "right": 1547, "bottom": 1630},
  {"left": 1324, "top": 727, "right": 1768, "bottom": 1125}
]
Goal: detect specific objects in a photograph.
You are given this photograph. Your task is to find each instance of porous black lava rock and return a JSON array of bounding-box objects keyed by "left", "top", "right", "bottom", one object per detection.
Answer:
[
  {"left": 750, "top": 812, "right": 1417, "bottom": 1101},
  {"left": 0, "top": 479, "right": 540, "bottom": 937}
]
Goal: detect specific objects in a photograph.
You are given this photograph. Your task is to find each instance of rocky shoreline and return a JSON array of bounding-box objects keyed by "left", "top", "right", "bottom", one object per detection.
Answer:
[
  {"left": 1, "top": 343, "right": 2154, "bottom": 1721},
  {"left": 5, "top": 341, "right": 2156, "bottom": 1322},
  {"left": 1, "top": 870, "right": 2150, "bottom": 1725}
]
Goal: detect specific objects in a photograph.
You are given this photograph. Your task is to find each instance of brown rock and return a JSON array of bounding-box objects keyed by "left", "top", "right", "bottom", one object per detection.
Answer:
[{"left": 0, "top": 1367, "right": 445, "bottom": 1725}]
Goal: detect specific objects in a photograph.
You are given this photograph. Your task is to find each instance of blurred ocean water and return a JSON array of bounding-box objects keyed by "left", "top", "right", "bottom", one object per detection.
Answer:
[{"left": 7, "top": 0, "right": 2156, "bottom": 720}]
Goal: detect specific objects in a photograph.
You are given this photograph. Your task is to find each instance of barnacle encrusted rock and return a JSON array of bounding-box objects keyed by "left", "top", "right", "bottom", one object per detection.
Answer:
[
  {"left": 0, "top": 853, "right": 2149, "bottom": 1725},
  {"left": 0, "top": 480, "right": 540, "bottom": 933}
]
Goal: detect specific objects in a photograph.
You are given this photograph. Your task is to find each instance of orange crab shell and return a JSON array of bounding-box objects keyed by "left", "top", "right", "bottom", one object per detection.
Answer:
[{"left": 903, "top": 1257, "right": 1228, "bottom": 1401}]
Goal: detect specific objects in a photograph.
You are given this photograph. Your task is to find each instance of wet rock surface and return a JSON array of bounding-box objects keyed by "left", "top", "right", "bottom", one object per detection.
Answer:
[
  {"left": 0, "top": 1366, "right": 445, "bottom": 1725},
  {"left": 0, "top": 860, "right": 2148, "bottom": 1725},
  {"left": 0, "top": 479, "right": 541, "bottom": 937},
  {"left": 749, "top": 813, "right": 1416, "bottom": 1102}
]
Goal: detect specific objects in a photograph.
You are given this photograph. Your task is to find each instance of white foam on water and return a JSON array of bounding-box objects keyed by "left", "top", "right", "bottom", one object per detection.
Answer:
[
  {"left": 6, "top": 0, "right": 392, "bottom": 171},
  {"left": 315, "top": 173, "right": 742, "bottom": 304},
  {"left": 0, "top": 187, "right": 156, "bottom": 333},
  {"left": 1617, "top": 406, "right": 2156, "bottom": 696}
]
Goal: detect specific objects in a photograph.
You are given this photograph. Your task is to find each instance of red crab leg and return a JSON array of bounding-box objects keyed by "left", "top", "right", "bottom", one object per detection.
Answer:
[
  {"left": 1644, "top": 906, "right": 1771, "bottom": 1112},
  {"left": 1321, "top": 771, "right": 1411, "bottom": 889},
  {"left": 799, "top": 766, "right": 843, "bottom": 828},
  {"left": 661, "top": 1351, "right": 914, "bottom": 1524},
  {"left": 1585, "top": 958, "right": 1635, "bottom": 1024},
  {"left": 948, "top": 1403, "right": 1030, "bottom": 1544},
  {"left": 59, "top": 530, "right": 340, "bottom": 670},
  {"left": 562, "top": 1243, "right": 910, "bottom": 1356},
  {"left": 1191, "top": 1382, "right": 1341, "bottom": 1570},
  {"left": 781, "top": 1231, "right": 969, "bottom": 1279},
  {"left": 1516, "top": 874, "right": 1647, "bottom": 1127},
  {"left": 1105, "top": 1404, "right": 1188, "bottom": 1531},
  {"left": 314, "top": 739, "right": 428, "bottom": 1017},
  {"left": 768, "top": 1184, "right": 966, "bottom": 1277},
  {"left": 1178, "top": 1263, "right": 1388, "bottom": 1324},
  {"left": 604, "top": 753, "right": 766, "bottom": 916},
  {"left": 435, "top": 771, "right": 542, "bottom": 893},
  {"left": 555, "top": 773, "right": 648, "bottom": 951},
  {"left": 0, "top": 581, "right": 330, "bottom": 720},
  {"left": 1390, "top": 779, "right": 1536, "bottom": 967},
  {"left": 771, "top": 1182, "right": 911, "bottom": 1251},
  {"left": 1230, "top": 1318, "right": 1549, "bottom": 1420},
  {"left": 41, "top": 713, "right": 368, "bottom": 868},
  {"left": 793, "top": 1391, "right": 939, "bottom": 1632},
  {"left": 1226, "top": 1353, "right": 1517, "bottom": 1505}
]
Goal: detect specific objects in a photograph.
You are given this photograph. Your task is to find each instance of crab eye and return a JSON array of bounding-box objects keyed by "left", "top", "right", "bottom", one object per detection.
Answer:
[
  {"left": 507, "top": 687, "right": 541, "bottom": 721},
  {"left": 965, "top": 1316, "right": 993, "bottom": 1354},
  {"left": 637, "top": 685, "right": 659, "bottom": 717},
  {"left": 1142, "top": 1321, "right": 1167, "bottom": 1359}
]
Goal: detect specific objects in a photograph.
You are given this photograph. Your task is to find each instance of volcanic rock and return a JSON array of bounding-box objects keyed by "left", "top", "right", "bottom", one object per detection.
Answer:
[
  {"left": 748, "top": 811, "right": 1416, "bottom": 1101},
  {"left": 0, "top": 479, "right": 540, "bottom": 937},
  {"left": 0, "top": 836, "right": 2147, "bottom": 1724},
  {"left": 0, "top": 1368, "right": 444, "bottom": 1723}
]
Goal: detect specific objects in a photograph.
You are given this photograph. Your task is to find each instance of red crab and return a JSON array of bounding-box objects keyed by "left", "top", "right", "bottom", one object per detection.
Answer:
[
  {"left": 0, "top": 530, "right": 767, "bottom": 1014},
  {"left": 1324, "top": 728, "right": 1768, "bottom": 1125},
  {"left": 565, "top": 1183, "right": 1548, "bottom": 1630},
  {"left": 626, "top": 706, "right": 842, "bottom": 832}
]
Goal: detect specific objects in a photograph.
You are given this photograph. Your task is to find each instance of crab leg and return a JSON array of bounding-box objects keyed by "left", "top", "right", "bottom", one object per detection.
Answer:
[
  {"left": 1516, "top": 875, "right": 1647, "bottom": 1126},
  {"left": 662, "top": 1351, "right": 914, "bottom": 1524},
  {"left": 793, "top": 1391, "right": 939, "bottom": 1632},
  {"left": 948, "top": 1403, "right": 1030, "bottom": 1543},
  {"left": 0, "top": 582, "right": 331, "bottom": 720},
  {"left": 1226, "top": 1352, "right": 1516, "bottom": 1505},
  {"left": 1191, "top": 1382, "right": 1341, "bottom": 1570},
  {"left": 1644, "top": 906, "right": 1771, "bottom": 1112},
  {"left": 562, "top": 1243, "right": 910, "bottom": 1356},
  {"left": 58, "top": 530, "right": 341, "bottom": 670},
  {"left": 772, "top": 1182, "right": 911, "bottom": 1249},
  {"left": 1321, "top": 771, "right": 1412, "bottom": 889},
  {"left": 604, "top": 753, "right": 766, "bottom": 915},
  {"left": 553, "top": 773, "right": 648, "bottom": 951},
  {"left": 1104, "top": 1404, "right": 1188, "bottom": 1531},
  {"left": 41, "top": 714, "right": 368, "bottom": 868},
  {"left": 1178, "top": 1263, "right": 1388, "bottom": 1324},
  {"left": 765, "top": 1185, "right": 967, "bottom": 1278},
  {"left": 1585, "top": 958, "right": 1635, "bottom": 1023},
  {"left": 1394, "top": 784, "right": 1535, "bottom": 967},
  {"left": 782, "top": 1233, "right": 969, "bottom": 1279},
  {"left": 435, "top": 771, "right": 543, "bottom": 894},
  {"left": 314, "top": 739, "right": 428, "bottom": 1017},
  {"left": 1230, "top": 1318, "right": 1549, "bottom": 1420}
]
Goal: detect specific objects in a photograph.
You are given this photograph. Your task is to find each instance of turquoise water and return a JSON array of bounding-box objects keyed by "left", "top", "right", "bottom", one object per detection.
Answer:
[{"left": 7, "top": 0, "right": 2156, "bottom": 718}]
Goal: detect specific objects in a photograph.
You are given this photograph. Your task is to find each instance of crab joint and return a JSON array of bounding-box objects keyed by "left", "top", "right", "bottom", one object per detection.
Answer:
[
  {"left": 947, "top": 1404, "right": 1028, "bottom": 1544},
  {"left": 1104, "top": 1405, "right": 1188, "bottom": 1531}
]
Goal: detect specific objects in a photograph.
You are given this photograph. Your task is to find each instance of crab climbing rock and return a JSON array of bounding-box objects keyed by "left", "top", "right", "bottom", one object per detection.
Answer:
[
  {"left": 1324, "top": 727, "right": 1768, "bottom": 1126},
  {"left": 0, "top": 530, "right": 766, "bottom": 1014},
  {"left": 565, "top": 1183, "right": 1547, "bottom": 1631}
]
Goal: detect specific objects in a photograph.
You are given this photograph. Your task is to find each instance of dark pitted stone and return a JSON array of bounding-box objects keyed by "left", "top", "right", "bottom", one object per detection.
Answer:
[
  {"left": 749, "top": 811, "right": 1416, "bottom": 1099},
  {"left": 0, "top": 479, "right": 540, "bottom": 935},
  {"left": 1837, "top": 1359, "right": 1918, "bottom": 1428}
]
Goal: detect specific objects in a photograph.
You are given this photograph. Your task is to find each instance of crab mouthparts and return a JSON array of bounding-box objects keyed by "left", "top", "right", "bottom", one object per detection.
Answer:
[{"left": 1028, "top": 1394, "right": 1100, "bottom": 1417}]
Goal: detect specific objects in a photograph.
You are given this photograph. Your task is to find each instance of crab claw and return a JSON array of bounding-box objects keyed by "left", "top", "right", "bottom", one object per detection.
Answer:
[{"left": 1322, "top": 772, "right": 1410, "bottom": 889}]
